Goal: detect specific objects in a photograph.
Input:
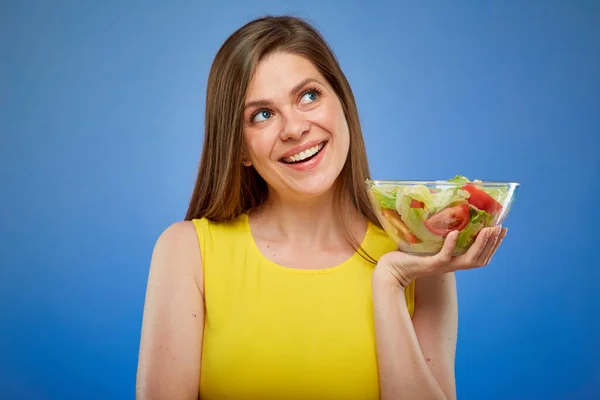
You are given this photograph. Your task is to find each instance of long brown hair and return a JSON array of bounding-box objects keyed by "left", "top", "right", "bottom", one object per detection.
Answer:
[{"left": 185, "top": 15, "right": 381, "bottom": 261}]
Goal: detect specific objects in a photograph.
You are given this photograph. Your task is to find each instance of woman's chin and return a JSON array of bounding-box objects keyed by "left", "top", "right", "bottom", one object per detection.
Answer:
[
  {"left": 262, "top": 156, "right": 346, "bottom": 202},
  {"left": 277, "top": 175, "right": 339, "bottom": 201}
]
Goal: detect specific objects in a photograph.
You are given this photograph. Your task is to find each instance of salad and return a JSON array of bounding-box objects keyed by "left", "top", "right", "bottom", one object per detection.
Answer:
[{"left": 370, "top": 175, "right": 509, "bottom": 254}]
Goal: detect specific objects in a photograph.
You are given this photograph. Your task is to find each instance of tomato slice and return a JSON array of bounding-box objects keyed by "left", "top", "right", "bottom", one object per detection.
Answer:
[
  {"left": 424, "top": 204, "right": 470, "bottom": 236},
  {"left": 381, "top": 208, "right": 421, "bottom": 243},
  {"left": 410, "top": 199, "right": 425, "bottom": 208},
  {"left": 462, "top": 184, "right": 502, "bottom": 214}
]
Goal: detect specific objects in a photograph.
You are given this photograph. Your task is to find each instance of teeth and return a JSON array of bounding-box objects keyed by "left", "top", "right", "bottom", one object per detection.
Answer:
[{"left": 283, "top": 142, "right": 325, "bottom": 163}]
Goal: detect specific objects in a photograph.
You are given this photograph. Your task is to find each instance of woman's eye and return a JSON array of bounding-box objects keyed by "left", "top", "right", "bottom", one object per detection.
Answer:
[
  {"left": 300, "top": 90, "right": 319, "bottom": 104},
  {"left": 252, "top": 110, "right": 272, "bottom": 123}
]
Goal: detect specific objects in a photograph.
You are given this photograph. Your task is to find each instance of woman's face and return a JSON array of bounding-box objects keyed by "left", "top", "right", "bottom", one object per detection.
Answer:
[{"left": 242, "top": 51, "right": 350, "bottom": 202}]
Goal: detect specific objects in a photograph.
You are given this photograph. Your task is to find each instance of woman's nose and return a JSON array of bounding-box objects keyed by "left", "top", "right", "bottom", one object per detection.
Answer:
[{"left": 279, "top": 109, "right": 311, "bottom": 141}]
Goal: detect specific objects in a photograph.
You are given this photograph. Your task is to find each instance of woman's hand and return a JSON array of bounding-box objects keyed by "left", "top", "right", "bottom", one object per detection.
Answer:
[{"left": 374, "top": 225, "right": 507, "bottom": 289}]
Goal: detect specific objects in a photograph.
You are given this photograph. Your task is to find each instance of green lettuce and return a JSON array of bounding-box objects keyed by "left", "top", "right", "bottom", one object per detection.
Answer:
[
  {"left": 371, "top": 185, "right": 397, "bottom": 210},
  {"left": 398, "top": 185, "right": 470, "bottom": 215},
  {"left": 430, "top": 187, "right": 470, "bottom": 211},
  {"left": 456, "top": 207, "right": 491, "bottom": 248},
  {"left": 397, "top": 185, "right": 434, "bottom": 209},
  {"left": 482, "top": 186, "right": 509, "bottom": 204},
  {"left": 449, "top": 175, "right": 507, "bottom": 204},
  {"left": 448, "top": 175, "right": 471, "bottom": 184},
  {"left": 397, "top": 192, "right": 444, "bottom": 242}
]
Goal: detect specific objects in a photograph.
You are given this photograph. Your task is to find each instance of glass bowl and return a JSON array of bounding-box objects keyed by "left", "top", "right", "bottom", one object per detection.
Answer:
[{"left": 366, "top": 177, "right": 519, "bottom": 256}]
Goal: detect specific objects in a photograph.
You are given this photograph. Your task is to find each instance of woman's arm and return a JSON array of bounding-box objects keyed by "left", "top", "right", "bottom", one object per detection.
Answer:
[
  {"left": 373, "top": 225, "right": 506, "bottom": 400},
  {"left": 372, "top": 273, "right": 458, "bottom": 400},
  {"left": 136, "top": 222, "right": 205, "bottom": 400}
]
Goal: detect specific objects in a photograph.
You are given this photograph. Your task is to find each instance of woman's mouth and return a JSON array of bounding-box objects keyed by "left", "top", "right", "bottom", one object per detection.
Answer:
[{"left": 280, "top": 142, "right": 327, "bottom": 164}]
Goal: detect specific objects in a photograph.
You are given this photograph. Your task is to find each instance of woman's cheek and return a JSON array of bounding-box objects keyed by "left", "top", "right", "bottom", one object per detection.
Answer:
[
  {"left": 315, "top": 103, "right": 340, "bottom": 130},
  {"left": 248, "top": 137, "right": 272, "bottom": 164}
]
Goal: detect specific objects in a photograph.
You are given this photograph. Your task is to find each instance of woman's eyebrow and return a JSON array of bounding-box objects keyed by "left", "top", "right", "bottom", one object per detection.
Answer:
[{"left": 244, "top": 78, "right": 323, "bottom": 110}]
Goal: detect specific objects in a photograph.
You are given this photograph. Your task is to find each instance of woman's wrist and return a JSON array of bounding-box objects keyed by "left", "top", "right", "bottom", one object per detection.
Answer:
[
  {"left": 372, "top": 259, "right": 413, "bottom": 291},
  {"left": 374, "top": 251, "right": 420, "bottom": 289}
]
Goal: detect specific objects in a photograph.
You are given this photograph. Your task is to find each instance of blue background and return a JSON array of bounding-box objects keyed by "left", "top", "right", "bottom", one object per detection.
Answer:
[{"left": 2, "top": 1, "right": 599, "bottom": 399}]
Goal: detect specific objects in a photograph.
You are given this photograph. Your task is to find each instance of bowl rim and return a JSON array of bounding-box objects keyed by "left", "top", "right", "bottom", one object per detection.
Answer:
[{"left": 365, "top": 179, "right": 520, "bottom": 186}]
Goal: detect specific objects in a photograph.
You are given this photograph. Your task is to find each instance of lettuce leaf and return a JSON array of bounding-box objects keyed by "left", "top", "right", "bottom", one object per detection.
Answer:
[
  {"left": 430, "top": 187, "right": 470, "bottom": 211},
  {"left": 482, "top": 186, "right": 509, "bottom": 204},
  {"left": 397, "top": 193, "right": 444, "bottom": 242},
  {"left": 456, "top": 207, "right": 491, "bottom": 248},
  {"left": 397, "top": 184, "right": 470, "bottom": 215},
  {"left": 371, "top": 185, "right": 397, "bottom": 210},
  {"left": 448, "top": 175, "right": 471, "bottom": 184}
]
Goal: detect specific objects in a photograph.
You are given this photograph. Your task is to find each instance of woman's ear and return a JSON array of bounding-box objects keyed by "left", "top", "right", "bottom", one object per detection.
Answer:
[{"left": 241, "top": 144, "right": 252, "bottom": 167}]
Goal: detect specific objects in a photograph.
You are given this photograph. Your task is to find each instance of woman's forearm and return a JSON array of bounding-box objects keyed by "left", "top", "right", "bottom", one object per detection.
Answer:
[{"left": 372, "top": 278, "right": 448, "bottom": 400}]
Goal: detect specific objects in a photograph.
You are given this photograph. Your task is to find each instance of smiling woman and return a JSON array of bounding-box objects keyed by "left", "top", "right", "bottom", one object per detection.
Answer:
[
  {"left": 242, "top": 53, "right": 350, "bottom": 199},
  {"left": 135, "top": 15, "right": 506, "bottom": 400}
]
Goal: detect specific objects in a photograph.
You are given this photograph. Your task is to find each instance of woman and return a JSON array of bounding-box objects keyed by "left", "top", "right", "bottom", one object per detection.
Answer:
[{"left": 136, "top": 15, "right": 506, "bottom": 400}]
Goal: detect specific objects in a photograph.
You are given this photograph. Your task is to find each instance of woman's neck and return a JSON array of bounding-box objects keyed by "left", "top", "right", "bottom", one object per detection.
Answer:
[{"left": 249, "top": 189, "right": 366, "bottom": 249}]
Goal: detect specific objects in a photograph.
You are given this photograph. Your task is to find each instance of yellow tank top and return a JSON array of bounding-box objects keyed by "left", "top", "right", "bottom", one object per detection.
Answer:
[{"left": 192, "top": 213, "right": 415, "bottom": 400}]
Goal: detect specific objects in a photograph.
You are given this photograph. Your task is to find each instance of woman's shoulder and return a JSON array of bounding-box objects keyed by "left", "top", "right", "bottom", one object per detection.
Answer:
[
  {"left": 152, "top": 217, "right": 228, "bottom": 260},
  {"left": 189, "top": 213, "right": 248, "bottom": 237},
  {"left": 156, "top": 220, "right": 199, "bottom": 245},
  {"left": 148, "top": 214, "right": 244, "bottom": 295},
  {"left": 148, "top": 221, "right": 204, "bottom": 295},
  {"left": 365, "top": 221, "right": 398, "bottom": 253},
  {"left": 156, "top": 215, "right": 248, "bottom": 258},
  {"left": 152, "top": 221, "right": 203, "bottom": 265}
]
